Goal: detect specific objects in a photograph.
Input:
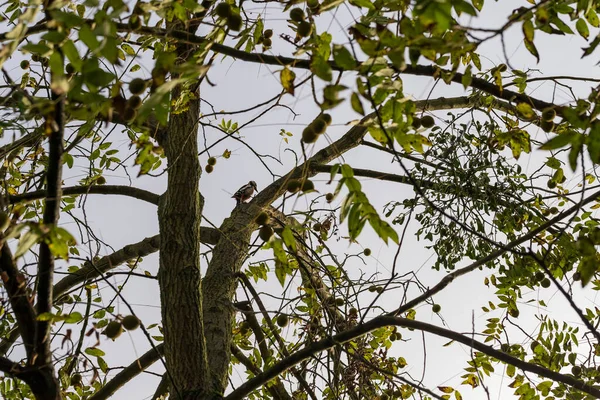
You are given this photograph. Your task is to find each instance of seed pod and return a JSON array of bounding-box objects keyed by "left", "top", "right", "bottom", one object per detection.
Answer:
[{"left": 122, "top": 315, "right": 140, "bottom": 330}]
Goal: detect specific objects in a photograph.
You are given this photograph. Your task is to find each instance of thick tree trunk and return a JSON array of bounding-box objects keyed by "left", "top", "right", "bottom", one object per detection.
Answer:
[{"left": 157, "top": 88, "right": 208, "bottom": 398}]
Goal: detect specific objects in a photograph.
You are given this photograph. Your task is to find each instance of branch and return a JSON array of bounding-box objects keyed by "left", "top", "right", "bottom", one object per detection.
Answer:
[
  {"left": 226, "top": 188, "right": 600, "bottom": 400},
  {"left": 0, "top": 242, "right": 36, "bottom": 358},
  {"left": 237, "top": 272, "right": 318, "bottom": 400},
  {"left": 231, "top": 344, "right": 292, "bottom": 400},
  {"left": 87, "top": 344, "right": 164, "bottom": 400},
  {"left": 151, "top": 374, "right": 170, "bottom": 400},
  {"left": 34, "top": 53, "right": 65, "bottom": 370},
  {"left": 391, "top": 186, "right": 600, "bottom": 317},
  {"left": 200, "top": 97, "right": 464, "bottom": 395},
  {"left": 0, "top": 131, "right": 43, "bottom": 159},
  {"left": 105, "top": 23, "right": 557, "bottom": 113},
  {"left": 226, "top": 316, "right": 600, "bottom": 400},
  {"left": 53, "top": 235, "right": 161, "bottom": 302},
  {"left": 0, "top": 226, "right": 219, "bottom": 357},
  {"left": 9, "top": 185, "right": 160, "bottom": 206},
  {"left": 313, "top": 164, "right": 418, "bottom": 186},
  {"left": 0, "top": 355, "right": 24, "bottom": 375}
]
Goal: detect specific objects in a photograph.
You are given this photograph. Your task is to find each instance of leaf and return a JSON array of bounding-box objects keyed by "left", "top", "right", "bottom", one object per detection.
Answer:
[
  {"left": 79, "top": 25, "right": 100, "bottom": 52},
  {"left": 522, "top": 19, "right": 534, "bottom": 42},
  {"left": 471, "top": 0, "right": 483, "bottom": 11},
  {"left": 351, "top": 92, "right": 365, "bottom": 115},
  {"left": 64, "top": 312, "right": 83, "bottom": 323},
  {"left": 569, "top": 134, "right": 583, "bottom": 171},
  {"left": 37, "top": 312, "right": 56, "bottom": 321},
  {"left": 461, "top": 65, "right": 472, "bottom": 89},
  {"left": 587, "top": 9, "right": 599, "bottom": 28},
  {"left": 576, "top": 18, "right": 590, "bottom": 39},
  {"left": 348, "top": 0, "right": 375, "bottom": 9},
  {"left": 516, "top": 103, "right": 535, "bottom": 119},
  {"left": 588, "top": 122, "right": 600, "bottom": 163},
  {"left": 280, "top": 67, "right": 296, "bottom": 95},
  {"left": 583, "top": 34, "right": 600, "bottom": 57},
  {"left": 281, "top": 226, "right": 297, "bottom": 252},
  {"left": 84, "top": 347, "right": 105, "bottom": 357},
  {"left": 341, "top": 164, "right": 354, "bottom": 178},
  {"left": 138, "top": 79, "right": 182, "bottom": 125},
  {"left": 15, "top": 229, "right": 41, "bottom": 258},
  {"left": 64, "top": 153, "right": 74, "bottom": 168},
  {"left": 524, "top": 39, "right": 539, "bottom": 62},
  {"left": 274, "top": 261, "right": 287, "bottom": 287},
  {"left": 311, "top": 54, "right": 332, "bottom": 81},
  {"left": 332, "top": 45, "right": 358, "bottom": 69},
  {"left": 97, "top": 357, "right": 108, "bottom": 373}
]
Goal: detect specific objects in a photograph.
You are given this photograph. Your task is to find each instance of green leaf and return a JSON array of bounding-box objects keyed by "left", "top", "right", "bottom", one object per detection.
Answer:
[
  {"left": 569, "top": 134, "right": 583, "bottom": 171},
  {"left": 121, "top": 43, "right": 135, "bottom": 56},
  {"left": 332, "top": 45, "right": 358, "bottom": 70},
  {"left": 588, "top": 122, "right": 600, "bottom": 163},
  {"left": 351, "top": 92, "right": 365, "bottom": 115},
  {"left": 329, "top": 164, "right": 340, "bottom": 184},
  {"left": 85, "top": 347, "right": 105, "bottom": 357},
  {"left": 79, "top": 25, "right": 100, "bottom": 52},
  {"left": 42, "top": 31, "right": 67, "bottom": 44},
  {"left": 341, "top": 164, "right": 354, "bottom": 178},
  {"left": 64, "top": 312, "right": 83, "bottom": 324},
  {"left": 522, "top": 19, "right": 534, "bottom": 42},
  {"left": 516, "top": 103, "right": 535, "bottom": 119},
  {"left": 576, "top": 18, "right": 590, "bottom": 39},
  {"left": 461, "top": 65, "right": 472, "bottom": 89},
  {"left": 348, "top": 0, "right": 375, "bottom": 10},
  {"left": 311, "top": 54, "right": 332, "bottom": 82},
  {"left": 280, "top": 67, "right": 296, "bottom": 96},
  {"left": 453, "top": 0, "right": 477, "bottom": 16},
  {"left": 138, "top": 79, "right": 182, "bottom": 125},
  {"left": 37, "top": 312, "right": 56, "bottom": 321},
  {"left": 540, "top": 132, "right": 575, "bottom": 151},
  {"left": 281, "top": 226, "right": 297, "bottom": 252},
  {"left": 97, "top": 357, "right": 108, "bottom": 373},
  {"left": 64, "top": 153, "right": 74, "bottom": 168},
  {"left": 583, "top": 34, "right": 600, "bottom": 57},
  {"left": 524, "top": 39, "right": 539, "bottom": 63},
  {"left": 20, "top": 42, "right": 51, "bottom": 56},
  {"left": 62, "top": 40, "right": 81, "bottom": 68},
  {"left": 587, "top": 9, "right": 599, "bottom": 27},
  {"left": 15, "top": 229, "right": 41, "bottom": 258}
]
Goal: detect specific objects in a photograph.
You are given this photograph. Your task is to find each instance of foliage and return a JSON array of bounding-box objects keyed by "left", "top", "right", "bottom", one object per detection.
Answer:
[{"left": 1, "top": 0, "right": 600, "bottom": 399}]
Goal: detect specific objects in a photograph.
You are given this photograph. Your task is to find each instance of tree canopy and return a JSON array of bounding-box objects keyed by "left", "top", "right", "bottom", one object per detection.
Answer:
[{"left": 1, "top": 0, "right": 600, "bottom": 399}]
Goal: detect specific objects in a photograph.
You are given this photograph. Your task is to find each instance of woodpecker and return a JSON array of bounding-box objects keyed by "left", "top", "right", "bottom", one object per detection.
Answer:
[{"left": 232, "top": 181, "right": 258, "bottom": 205}]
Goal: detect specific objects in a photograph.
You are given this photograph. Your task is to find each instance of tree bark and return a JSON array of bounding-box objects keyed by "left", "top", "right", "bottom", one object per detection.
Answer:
[{"left": 157, "top": 86, "right": 208, "bottom": 398}]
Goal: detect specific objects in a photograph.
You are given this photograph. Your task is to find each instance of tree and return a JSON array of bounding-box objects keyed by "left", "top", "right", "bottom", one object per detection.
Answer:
[{"left": 1, "top": 0, "right": 600, "bottom": 398}]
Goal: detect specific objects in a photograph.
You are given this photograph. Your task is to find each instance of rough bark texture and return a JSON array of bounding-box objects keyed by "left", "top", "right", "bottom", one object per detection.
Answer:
[
  {"left": 202, "top": 206, "right": 257, "bottom": 394},
  {"left": 157, "top": 88, "right": 208, "bottom": 398}
]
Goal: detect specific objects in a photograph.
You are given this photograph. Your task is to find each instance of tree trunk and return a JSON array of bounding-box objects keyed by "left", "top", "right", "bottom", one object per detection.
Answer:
[{"left": 157, "top": 87, "right": 208, "bottom": 398}]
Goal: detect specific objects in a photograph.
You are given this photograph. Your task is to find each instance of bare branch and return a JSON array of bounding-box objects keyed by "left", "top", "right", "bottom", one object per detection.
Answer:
[
  {"left": 152, "top": 374, "right": 170, "bottom": 400},
  {"left": 87, "top": 344, "right": 164, "bottom": 400},
  {"left": 53, "top": 235, "right": 161, "bottom": 302},
  {"left": 9, "top": 185, "right": 160, "bottom": 206},
  {"left": 391, "top": 186, "right": 600, "bottom": 317},
  {"left": 231, "top": 344, "right": 292, "bottom": 400},
  {"left": 226, "top": 316, "right": 600, "bottom": 400}
]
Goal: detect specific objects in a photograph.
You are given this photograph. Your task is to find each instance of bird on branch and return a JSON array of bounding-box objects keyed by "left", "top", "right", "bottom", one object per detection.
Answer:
[{"left": 232, "top": 181, "right": 258, "bottom": 205}]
